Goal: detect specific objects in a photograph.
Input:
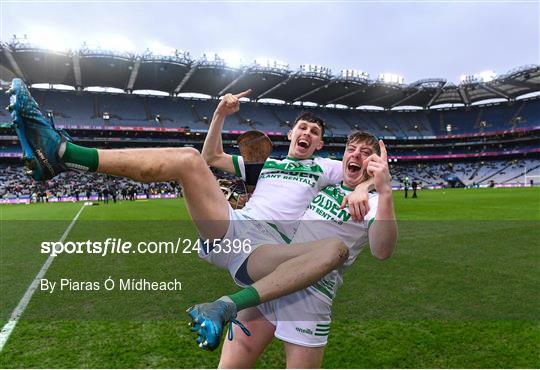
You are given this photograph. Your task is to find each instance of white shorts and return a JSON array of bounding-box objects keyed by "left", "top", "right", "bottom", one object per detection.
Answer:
[
  {"left": 198, "top": 204, "right": 285, "bottom": 286},
  {"left": 257, "top": 289, "right": 332, "bottom": 347}
]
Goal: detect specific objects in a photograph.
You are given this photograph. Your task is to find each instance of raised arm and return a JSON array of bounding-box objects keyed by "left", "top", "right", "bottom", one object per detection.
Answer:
[
  {"left": 367, "top": 140, "right": 397, "bottom": 260},
  {"left": 202, "top": 89, "right": 252, "bottom": 174}
]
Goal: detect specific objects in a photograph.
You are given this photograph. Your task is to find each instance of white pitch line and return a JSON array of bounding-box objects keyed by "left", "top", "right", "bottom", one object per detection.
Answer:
[{"left": 0, "top": 203, "right": 87, "bottom": 352}]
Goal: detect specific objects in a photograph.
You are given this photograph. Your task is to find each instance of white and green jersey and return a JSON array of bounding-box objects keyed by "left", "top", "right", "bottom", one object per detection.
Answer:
[
  {"left": 232, "top": 155, "right": 342, "bottom": 238},
  {"left": 291, "top": 182, "right": 379, "bottom": 304}
]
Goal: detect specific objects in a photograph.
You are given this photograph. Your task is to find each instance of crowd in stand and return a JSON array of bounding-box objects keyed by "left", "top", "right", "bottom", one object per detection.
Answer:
[
  {"left": 388, "top": 158, "right": 539, "bottom": 188},
  {"left": 0, "top": 165, "right": 181, "bottom": 201},
  {"left": 1, "top": 158, "right": 537, "bottom": 202}
]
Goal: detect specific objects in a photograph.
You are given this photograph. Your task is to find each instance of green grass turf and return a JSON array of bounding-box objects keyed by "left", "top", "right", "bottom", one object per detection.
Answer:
[{"left": 0, "top": 188, "right": 539, "bottom": 368}]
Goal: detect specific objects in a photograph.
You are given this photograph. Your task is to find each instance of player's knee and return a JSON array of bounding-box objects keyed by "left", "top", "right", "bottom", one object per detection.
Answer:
[
  {"left": 335, "top": 239, "right": 349, "bottom": 265},
  {"left": 157, "top": 147, "right": 203, "bottom": 181},
  {"left": 177, "top": 147, "right": 204, "bottom": 171},
  {"left": 324, "top": 238, "right": 349, "bottom": 269}
]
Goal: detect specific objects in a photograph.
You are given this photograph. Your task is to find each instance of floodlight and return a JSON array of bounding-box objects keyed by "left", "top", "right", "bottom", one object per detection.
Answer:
[
  {"left": 218, "top": 51, "right": 243, "bottom": 68},
  {"left": 300, "top": 64, "right": 331, "bottom": 75},
  {"left": 147, "top": 41, "right": 176, "bottom": 56},
  {"left": 203, "top": 51, "right": 218, "bottom": 62},
  {"left": 460, "top": 70, "right": 497, "bottom": 84},
  {"left": 255, "top": 57, "right": 289, "bottom": 70},
  {"left": 460, "top": 74, "right": 478, "bottom": 84},
  {"left": 378, "top": 73, "right": 404, "bottom": 85},
  {"left": 477, "top": 70, "right": 496, "bottom": 82},
  {"left": 341, "top": 69, "right": 369, "bottom": 81}
]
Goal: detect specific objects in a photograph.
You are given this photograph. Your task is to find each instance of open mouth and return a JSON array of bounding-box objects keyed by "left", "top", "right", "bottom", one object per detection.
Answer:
[
  {"left": 297, "top": 138, "right": 310, "bottom": 149},
  {"left": 347, "top": 162, "right": 361, "bottom": 173}
]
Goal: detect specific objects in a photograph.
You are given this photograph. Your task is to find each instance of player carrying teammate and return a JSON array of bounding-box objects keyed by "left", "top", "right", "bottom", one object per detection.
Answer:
[{"left": 217, "top": 131, "right": 397, "bottom": 368}]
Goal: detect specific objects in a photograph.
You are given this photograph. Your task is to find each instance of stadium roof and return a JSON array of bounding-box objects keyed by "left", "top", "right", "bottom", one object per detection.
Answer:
[{"left": 1, "top": 41, "right": 539, "bottom": 109}]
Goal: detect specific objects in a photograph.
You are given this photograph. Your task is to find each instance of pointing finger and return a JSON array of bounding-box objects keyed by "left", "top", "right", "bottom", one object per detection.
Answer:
[
  {"left": 379, "top": 140, "right": 387, "bottom": 162},
  {"left": 234, "top": 89, "right": 252, "bottom": 99}
]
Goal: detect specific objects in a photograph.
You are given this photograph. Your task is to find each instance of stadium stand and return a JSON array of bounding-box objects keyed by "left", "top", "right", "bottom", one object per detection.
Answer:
[
  {"left": 99, "top": 93, "right": 148, "bottom": 125},
  {"left": 3, "top": 157, "right": 537, "bottom": 204},
  {"left": 0, "top": 163, "right": 171, "bottom": 200},
  {"left": 1, "top": 88, "right": 539, "bottom": 137},
  {"left": 0, "top": 46, "right": 538, "bottom": 199},
  {"left": 386, "top": 158, "right": 540, "bottom": 188}
]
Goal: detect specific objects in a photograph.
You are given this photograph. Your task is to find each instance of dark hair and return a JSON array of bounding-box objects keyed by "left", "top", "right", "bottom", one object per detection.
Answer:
[
  {"left": 346, "top": 131, "right": 380, "bottom": 155},
  {"left": 293, "top": 111, "right": 325, "bottom": 138}
]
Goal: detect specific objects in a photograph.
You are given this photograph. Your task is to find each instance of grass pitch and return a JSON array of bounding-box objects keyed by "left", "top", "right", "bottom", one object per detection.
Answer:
[{"left": 0, "top": 187, "right": 539, "bottom": 368}]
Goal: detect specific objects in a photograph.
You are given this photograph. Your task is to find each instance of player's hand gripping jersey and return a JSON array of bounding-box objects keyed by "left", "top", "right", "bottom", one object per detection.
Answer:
[{"left": 231, "top": 154, "right": 342, "bottom": 238}]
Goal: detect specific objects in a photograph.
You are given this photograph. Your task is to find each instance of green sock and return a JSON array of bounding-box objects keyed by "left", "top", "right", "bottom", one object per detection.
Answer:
[
  {"left": 60, "top": 142, "right": 99, "bottom": 172},
  {"left": 225, "top": 286, "right": 261, "bottom": 311}
]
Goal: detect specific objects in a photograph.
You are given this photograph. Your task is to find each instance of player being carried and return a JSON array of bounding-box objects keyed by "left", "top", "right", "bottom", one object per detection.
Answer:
[{"left": 7, "top": 79, "right": 371, "bottom": 350}]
